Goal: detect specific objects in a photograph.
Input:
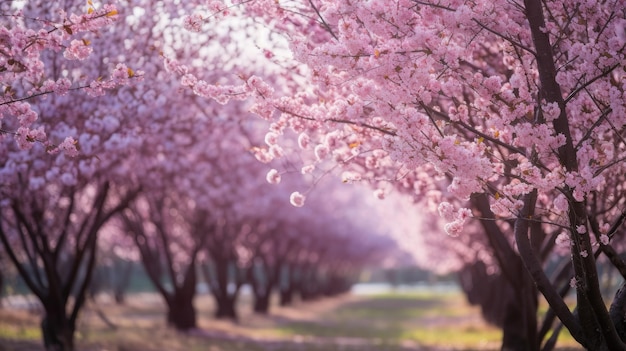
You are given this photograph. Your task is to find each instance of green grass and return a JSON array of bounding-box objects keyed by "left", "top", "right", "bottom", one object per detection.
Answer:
[
  {"left": 402, "top": 326, "right": 502, "bottom": 349},
  {"left": 0, "top": 290, "right": 583, "bottom": 351},
  {"left": 267, "top": 292, "right": 501, "bottom": 349},
  {"left": 0, "top": 325, "right": 41, "bottom": 341}
]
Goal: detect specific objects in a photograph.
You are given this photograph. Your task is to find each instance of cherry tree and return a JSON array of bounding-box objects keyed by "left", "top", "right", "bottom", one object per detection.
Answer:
[
  {"left": 0, "top": 1, "right": 224, "bottom": 350},
  {"left": 173, "top": 0, "right": 626, "bottom": 349},
  {"left": 0, "top": 2, "right": 146, "bottom": 351}
]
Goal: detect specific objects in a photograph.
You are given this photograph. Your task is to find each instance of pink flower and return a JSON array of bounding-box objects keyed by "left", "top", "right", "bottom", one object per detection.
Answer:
[
  {"left": 265, "top": 132, "right": 279, "bottom": 146},
  {"left": 266, "top": 169, "right": 281, "bottom": 184},
  {"left": 56, "top": 136, "right": 79, "bottom": 157},
  {"left": 183, "top": 13, "right": 203, "bottom": 33},
  {"left": 298, "top": 133, "right": 310, "bottom": 149},
  {"left": 269, "top": 144, "right": 284, "bottom": 158},
  {"left": 289, "top": 191, "right": 305, "bottom": 207},
  {"left": 54, "top": 78, "right": 71, "bottom": 95},
  {"left": 63, "top": 39, "right": 92, "bottom": 60},
  {"left": 18, "top": 110, "right": 38, "bottom": 127},
  {"left": 252, "top": 147, "right": 273, "bottom": 163},
  {"left": 438, "top": 202, "right": 455, "bottom": 222},
  {"left": 444, "top": 220, "right": 463, "bottom": 237},
  {"left": 111, "top": 63, "right": 131, "bottom": 83},
  {"left": 553, "top": 194, "right": 569, "bottom": 213},
  {"left": 314, "top": 144, "right": 329, "bottom": 161},
  {"left": 600, "top": 234, "right": 610, "bottom": 245},
  {"left": 301, "top": 165, "right": 315, "bottom": 174},
  {"left": 555, "top": 232, "right": 571, "bottom": 249}
]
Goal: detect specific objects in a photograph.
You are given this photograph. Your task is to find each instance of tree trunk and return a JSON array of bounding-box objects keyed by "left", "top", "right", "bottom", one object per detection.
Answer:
[
  {"left": 41, "top": 308, "right": 75, "bottom": 351},
  {"left": 113, "top": 260, "right": 133, "bottom": 305},
  {"left": 166, "top": 263, "right": 198, "bottom": 331},
  {"left": 202, "top": 259, "right": 241, "bottom": 321},
  {"left": 279, "top": 286, "right": 294, "bottom": 306},
  {"left": 459, "top": 262, "right": 539, "bottom": 351},
  {"left": 501, "top": 296, "right": 538, "bottom": 351},
  {"left": 279, "top": 264, "right": 298, "bottom": 306},
  {"left": 213, "top": 294, "right": 238, "bottom": 320},
  {"left": 166, "top": 293, "right": 197, "bottom": 330},
  {"left": 247, "top": 261, "right": 276, "bottom": 315},
  {"left": 253, "top": 291, "right": 271, "bottom": 314}
]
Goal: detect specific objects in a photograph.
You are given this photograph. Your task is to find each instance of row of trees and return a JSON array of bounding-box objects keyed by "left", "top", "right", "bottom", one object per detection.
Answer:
[
  {"left": 4, "top": 0, "right": 625, "bottom": 350},
  {"left": 170, "top": 0, "right": 626, "bottom": 350},
  {"left": 0, "top": 1, "right": 400, "bottom": 350}
]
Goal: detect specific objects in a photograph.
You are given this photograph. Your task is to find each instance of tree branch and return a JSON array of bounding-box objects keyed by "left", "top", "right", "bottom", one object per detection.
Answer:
[{"left": 515, "top": 190, "right": 585, "bottom": 343}]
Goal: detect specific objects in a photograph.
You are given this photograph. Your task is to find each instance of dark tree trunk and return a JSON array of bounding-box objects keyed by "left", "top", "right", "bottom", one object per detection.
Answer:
[
  {"left": 213, "top": 294, "right": 238, "bottom": 320},
  {"left": 202, "top": 259, "right": 241, "bottom": 321},
  {"left": 165, "top": 263, "right": 198, "bottom": 331},
  {"left": 113, "top": 260, "right": 133, "bottom": 305},
  {"left": 253, "top": 291, "right": 271, "bottom": 314},
  {"left": 280, "top": 264, "right": 299, "bottom": 306},
  {"left": 299, "top": 265, "right": 322, "bottom": 301},
  {"left": 279, "top": 286, "right": 294, "bottom": 306},
  {"left": 41, "top": 306, "right": 75, "bottom": 351},
  {"left": 459, "top": 262, "right": 539, "bottom": 351},
  {"left": 247, "top": 259, "right": 278, "bottom": 315},
  {"left": 213, "top": 294, "right": 239, "bottom": 320},
  {"left": 166, "top": 294, "right": 197, "bottom": 331},
  {"left": 501, "top": 295, "right": 537, "bottom": 351}
]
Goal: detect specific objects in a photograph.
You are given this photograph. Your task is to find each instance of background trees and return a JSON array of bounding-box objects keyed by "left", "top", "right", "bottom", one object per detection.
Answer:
[
  {"left": 1, "top": 2, "right": 404, "bottom": 350},
  {"left": 5, "top": 0, "right": 624, "bottom": 350}
]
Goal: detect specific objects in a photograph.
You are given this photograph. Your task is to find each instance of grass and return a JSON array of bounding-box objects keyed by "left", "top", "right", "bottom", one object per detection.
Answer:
[
  {"left": 272, "top": 291, "right": 504, "bottom": 349},
  {"left": 0, "top": 290, "right": 583, "bottom": 351}
]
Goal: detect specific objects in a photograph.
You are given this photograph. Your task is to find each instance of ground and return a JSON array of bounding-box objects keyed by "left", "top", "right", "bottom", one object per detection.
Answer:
[{"left": 0, "top": 288, "right": 582, "bottom": 351}]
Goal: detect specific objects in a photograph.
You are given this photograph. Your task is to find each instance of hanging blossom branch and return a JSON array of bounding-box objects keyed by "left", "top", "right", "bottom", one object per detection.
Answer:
[{"left": 0, "top": 4, "right": 144, "bottom": 156}]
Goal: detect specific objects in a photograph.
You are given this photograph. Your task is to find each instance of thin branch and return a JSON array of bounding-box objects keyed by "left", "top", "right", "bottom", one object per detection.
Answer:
[
  {"left": 276, "top": 106, "right": 397, "bottom": 136},
  {"left": 574, "top": 107, "right": 613, "bottom": 151},
  {"left": 411, "top": 0, "right": 456, "bottom": 11},
  {"left": 0, "top": 218, "right": 45, "bottom": 299},
  {"left": 565, "top": 64, "right": 619, "bottom": 103},
  {"left": 514, "top": 190, "right": 585, "bottom": 343},
  {"left": 471, "top": 18, "right": 536, "bottom": 55},
  {"left": 307, "top": 0, "right": 338, "bottom": 40}
]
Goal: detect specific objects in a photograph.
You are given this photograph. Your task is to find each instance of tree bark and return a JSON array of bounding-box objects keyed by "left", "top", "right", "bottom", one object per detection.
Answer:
[
  {"left": 459, "top": 261, "right": 538, "bottom": 351},
  {"left": 113, "top": 259, "right": 134, "bottom": 305},
  {"left": 280, "top": 264, "right": 300, "bottom": 306},
  {"left": 253, "top": 291, "right": 271, "bottom": 314},
  {"left": 279, "top": 287, "right": 294, "bottom": 306},
  {"left": 248, "top": 255, "right": 281, "bottom": 315},
  {"left": 166, "top": 294, "right": 197, "bottom": 330},
  {"left": 166, "top": 262, "right": 198, "bottom": 331},
  {"left": 41, "top": 305, "right": 75, "bottom": 351},
  {"left": 202, "top": 259, "right": 241, "bottom": 321},
  {"left": 213, "top": 294, "right": 238, "bottom": 320}
]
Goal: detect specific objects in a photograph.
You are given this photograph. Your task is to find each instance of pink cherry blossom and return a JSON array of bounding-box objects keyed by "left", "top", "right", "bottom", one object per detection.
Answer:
[{"left": 289, "top": 191, "right": 306, "bottom": 207}]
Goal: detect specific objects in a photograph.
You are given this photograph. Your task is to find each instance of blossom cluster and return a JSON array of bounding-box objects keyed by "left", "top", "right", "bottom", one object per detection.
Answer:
[
  {"left": 0, "top": 3, "right": 144, "bottom": 156},
  {"left": 173, "top": 0, "right": 626, "bottom": 261}
]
